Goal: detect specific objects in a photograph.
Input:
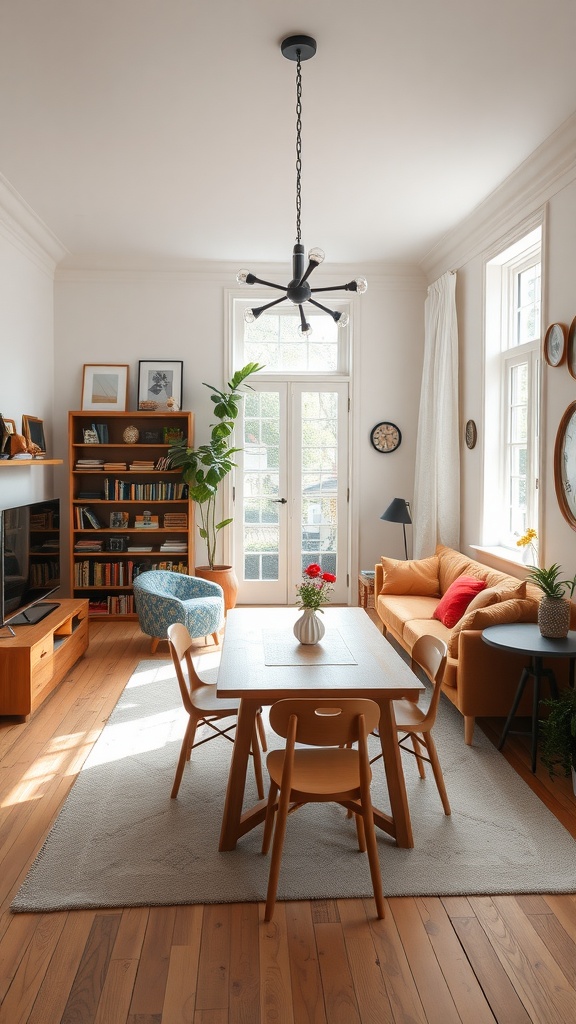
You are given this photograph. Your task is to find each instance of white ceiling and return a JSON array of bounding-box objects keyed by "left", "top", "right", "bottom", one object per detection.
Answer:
[{"left": 1, "top": 0, "right": 576, "bottom": 267}]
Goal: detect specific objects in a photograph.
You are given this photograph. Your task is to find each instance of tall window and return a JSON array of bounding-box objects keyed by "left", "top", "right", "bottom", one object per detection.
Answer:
[{"left": 484, "top": 227, "right": 541, "bottom": 549}]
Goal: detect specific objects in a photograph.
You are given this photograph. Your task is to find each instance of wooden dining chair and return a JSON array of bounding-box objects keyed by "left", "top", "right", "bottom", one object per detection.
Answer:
[
  {"left": 376, "top": 634, "right": 451, "bottom": 815},
  {"left": 261, "top": 697, "right": 385, "bottom": 922},
  {"left": 167, "top": 622, "right": 267, "bottom": 800}
]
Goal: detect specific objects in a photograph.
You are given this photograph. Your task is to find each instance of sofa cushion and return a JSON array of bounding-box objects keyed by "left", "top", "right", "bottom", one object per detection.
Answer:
[
  {"left": 432, "top": 575, "right": 487, "bottom": 628},
  {"left": 436, "top": 546, "right": 483, "bottom": 593},
  {"left": 377, "top": 594, "right": 439, "bottom": 637},
  {"left": 403, "top": 616, "right": 452, "bottom": 651},
  {"left": 447, "top": 597, "right": 539, "bottom": 658},
  {"left": 380, "top": 555, "right": 440, "bottom": 596},
  {"left": 465, "top": 587, "right": 501, "bottom": 613}
]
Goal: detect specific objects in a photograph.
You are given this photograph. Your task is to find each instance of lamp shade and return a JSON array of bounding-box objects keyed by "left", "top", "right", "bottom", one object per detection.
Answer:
[{"left": 380, "top": 498, "right": 412, "bottom": 525}]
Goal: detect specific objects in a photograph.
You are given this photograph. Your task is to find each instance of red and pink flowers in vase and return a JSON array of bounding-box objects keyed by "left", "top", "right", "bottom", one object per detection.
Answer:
[{"left": 294, "top": 563, "right": 337, "bottom": 645}]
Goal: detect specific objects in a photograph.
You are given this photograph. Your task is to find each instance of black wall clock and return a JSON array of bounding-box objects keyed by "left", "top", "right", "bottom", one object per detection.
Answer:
[{"left": 370, "top": 421, "right": 401, "bottom": 453}]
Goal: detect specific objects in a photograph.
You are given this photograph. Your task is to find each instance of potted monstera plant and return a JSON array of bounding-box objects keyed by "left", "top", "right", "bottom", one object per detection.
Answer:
[
  {"left": 166, "top": 361, "right": 263, "bottom": 609},
  {"left": 525, "top": 562, "right": 576, "bottom": 638}
]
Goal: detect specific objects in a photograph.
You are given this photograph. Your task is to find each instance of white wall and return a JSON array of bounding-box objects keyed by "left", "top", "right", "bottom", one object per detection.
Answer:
[
  {"left": 52, "top": 260, "right": 426, "bottom": 596},
  {"left": 0, "top": 212, "right": 58, "bottom": 511},
  {"left": 422, "top": 113, "right": 576, "bottom": 576}
]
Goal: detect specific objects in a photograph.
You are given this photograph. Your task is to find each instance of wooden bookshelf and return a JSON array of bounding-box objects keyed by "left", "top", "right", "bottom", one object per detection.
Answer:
[{"left": 68, "top": 411, "right": 194, "bottom": 619}]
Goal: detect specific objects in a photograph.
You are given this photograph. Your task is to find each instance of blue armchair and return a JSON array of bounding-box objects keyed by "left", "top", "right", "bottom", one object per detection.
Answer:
[{"left": 133, "top": 570, "right": 224, "bottom": 653}]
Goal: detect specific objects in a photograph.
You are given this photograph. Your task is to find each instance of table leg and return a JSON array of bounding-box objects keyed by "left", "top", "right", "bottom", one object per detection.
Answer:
[
  {"left": 219, "top": 698, "right": 266, "bottom": 851},
  {"left": 375, "top": 699, "right": 414, "bottom": 848},
  {"left": 498, "top": 666, "right": 530, "bottom": 751}
]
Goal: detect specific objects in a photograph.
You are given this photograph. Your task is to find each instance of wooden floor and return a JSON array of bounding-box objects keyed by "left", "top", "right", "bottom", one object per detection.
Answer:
[{"left": 0, "top": 617, "right": 575, "bottom": 1024}]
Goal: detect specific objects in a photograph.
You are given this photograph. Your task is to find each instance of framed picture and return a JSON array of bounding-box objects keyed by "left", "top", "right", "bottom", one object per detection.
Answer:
[
  {"left": 3, "top": 419, "right": 16, "bottom": 435},
  {"left": 543, "top": 323, "right": 567, "bottom": 367},
  {"left": 567, "top": 316, "right": 576, "bottom": 380},
  {"left": 81, "top": 364, "right": 129, "bottom": 412},
  {"left": 22, "top": 415, "right": 46, "bottom": 452},
  {"left": 138, "top": 360, "right": 183, "bottom": 411}
]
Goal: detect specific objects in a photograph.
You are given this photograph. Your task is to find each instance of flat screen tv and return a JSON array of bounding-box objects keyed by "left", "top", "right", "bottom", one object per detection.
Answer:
[{"left": 0, "top": 497, "right": 61, "bottom": 632}]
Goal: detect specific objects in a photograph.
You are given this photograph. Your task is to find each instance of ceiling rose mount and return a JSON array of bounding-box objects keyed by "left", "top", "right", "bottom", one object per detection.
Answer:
[{"left": 237, "top": 34, "right": 367, "bottom": 337}]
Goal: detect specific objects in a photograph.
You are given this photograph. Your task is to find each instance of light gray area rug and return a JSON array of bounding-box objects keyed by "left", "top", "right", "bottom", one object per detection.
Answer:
[{"left": 12, "top": 658, "right": 576, "bottom": 912}]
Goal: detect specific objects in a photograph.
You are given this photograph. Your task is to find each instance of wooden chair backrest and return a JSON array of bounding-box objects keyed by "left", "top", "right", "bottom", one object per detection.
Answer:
[
  {"left": 268, "top": 698, "right": 380, "bottom": 748},
  {"left": 411, "top": 634, "right": 448, "bottom": 729},
  {"left": 167, "top": 622, "right": 205, "bottom": 708}
]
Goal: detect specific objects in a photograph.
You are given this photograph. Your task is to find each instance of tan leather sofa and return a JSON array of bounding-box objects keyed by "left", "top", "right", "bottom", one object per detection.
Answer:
[{"left": 375, "top": 544, "right": 573, "bottom": 744}]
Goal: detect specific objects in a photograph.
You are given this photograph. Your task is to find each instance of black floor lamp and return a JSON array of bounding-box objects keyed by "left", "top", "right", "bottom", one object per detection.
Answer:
[{"left": 380, "top": 498, "right": 412, "bottom": 559}]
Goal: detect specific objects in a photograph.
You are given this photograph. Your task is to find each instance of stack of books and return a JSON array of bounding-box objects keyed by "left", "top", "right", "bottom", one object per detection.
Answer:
[
  {"left": 75, "top": 506, "right": 103, "bottom": 529},
  {"left": 163, "top": 512, "right": 188, "bottom": 528},
  {"left": 129, "top": 459, "right": 155, "bottom": 471},
  {"left": 103, "top": 461, "right": 127, "bottom": 472},
  {"left": 127, "top": 545, "right": 154, "bottom": 552},
  {"left": 75, "top": 458, "right": 104, "bottom": 471},
  {"left": 160, "top": 540, "right": 187, "bottom": 553},
  {"left": 75, "top": 538, "right": 104, "bottom": 552}
]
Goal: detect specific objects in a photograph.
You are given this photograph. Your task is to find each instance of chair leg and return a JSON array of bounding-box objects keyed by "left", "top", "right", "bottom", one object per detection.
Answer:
[
  {"left": 251, "top": 724, "right": 265, "bottom": 800},
  {"left": 410, "top": 733, "right": 427, "bottom": 778},
  {"left": 212, "top": 632, "right": 220, "bottom": 646},
  {"left": 354, "top": 811, "right": 367, "bottom": 852},
  {"left": 151, "top": 637, "right": 160, "bottom": 654},
  {"left": 362, "top": 802, "right": 386, "bottom": 919},
  {"left": 256, "top": 710, "right": 267, "bottom": 752},
  {"left": 262, "top": 780, "right": 279, "bottom": 855},
  {"left": 264, "top": 783, "right": 293, "bottom": 921},
  {"left": 171, "top": 712, "right": 201, "bottom": 799},
  {"left": 423, "top": 733, "right": 451, "bottom": 815}
]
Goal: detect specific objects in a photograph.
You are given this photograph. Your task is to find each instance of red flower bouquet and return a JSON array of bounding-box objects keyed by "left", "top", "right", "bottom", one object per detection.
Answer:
[{"left": 295, "top": 563, "right": 337, "bottom": 611}]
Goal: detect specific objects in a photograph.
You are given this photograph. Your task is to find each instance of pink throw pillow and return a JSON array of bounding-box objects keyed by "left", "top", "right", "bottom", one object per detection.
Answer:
[{"left": 432, "top": 575, "right": 487, "bottom": 629}]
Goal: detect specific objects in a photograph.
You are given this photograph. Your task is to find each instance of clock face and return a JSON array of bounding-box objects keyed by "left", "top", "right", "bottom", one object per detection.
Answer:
[
  {"left": 370, "top": 421, "right": 401, "bottom": 453},
  {"left": 555, "top": 402, "right": 576, "bottom": 529}
]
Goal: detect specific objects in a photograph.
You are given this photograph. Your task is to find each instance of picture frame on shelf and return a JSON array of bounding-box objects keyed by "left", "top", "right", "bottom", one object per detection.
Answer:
[
  {"left": 138, "top": 360, "right": 183, "bottom": 411},
  {"left": 139, "top": 428, "right": 163, "bottom": 444},
  {"left": 81, "top": 364, "right": 129, "bottom": 412},
  {"left": 22, "top": 415, "right": 46, "bottom": 452}
]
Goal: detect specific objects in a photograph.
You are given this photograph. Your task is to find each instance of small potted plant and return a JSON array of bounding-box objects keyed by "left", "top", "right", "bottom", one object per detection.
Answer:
[
  {"left": 167, "top": 362, "right": 263, "bottom": 608},
  {"left": 540, "top": 688, "right": 576, "bottom": 794},
  {"left": 524, "top": 562, "right": 576, "bottom": 638}
]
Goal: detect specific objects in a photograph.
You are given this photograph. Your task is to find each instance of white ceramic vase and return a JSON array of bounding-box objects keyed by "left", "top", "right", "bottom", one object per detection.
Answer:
[{"left": 293, "top": 607, "right": 325, "bottom": 645}]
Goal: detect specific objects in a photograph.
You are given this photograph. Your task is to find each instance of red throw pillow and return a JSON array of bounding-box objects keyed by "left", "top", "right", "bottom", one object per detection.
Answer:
[{"left": 432, "top": 575, "right": 487, "bottom": 629}]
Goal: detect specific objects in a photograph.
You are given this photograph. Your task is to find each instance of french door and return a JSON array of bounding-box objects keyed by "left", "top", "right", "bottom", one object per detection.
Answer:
[{"left": 233, "top": 382, "right": 349, "bottom": 604}]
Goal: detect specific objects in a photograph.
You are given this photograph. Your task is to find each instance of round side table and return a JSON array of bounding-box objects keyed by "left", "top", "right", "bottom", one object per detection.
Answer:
[{"left": 482, "top": 623, "right": 576, "bottom": 773}]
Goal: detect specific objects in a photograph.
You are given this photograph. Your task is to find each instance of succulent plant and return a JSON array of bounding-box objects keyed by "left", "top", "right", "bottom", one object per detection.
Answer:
[{"left": 525, "top": 563, "right": 576, "bottom": 599}]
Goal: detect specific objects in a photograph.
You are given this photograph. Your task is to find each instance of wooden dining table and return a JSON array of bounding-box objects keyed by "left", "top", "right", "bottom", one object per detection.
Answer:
[{"left": 216, "top": 606, "right": 424, "bottom": 851}]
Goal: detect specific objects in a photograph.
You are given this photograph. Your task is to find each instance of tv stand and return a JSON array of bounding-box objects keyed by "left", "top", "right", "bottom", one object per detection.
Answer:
[
  {"left": 8, "top": 601, "right": 60, "bottom": 627},
  {"left": 0, "top": 598, "right": 89, "bottom": 719}
]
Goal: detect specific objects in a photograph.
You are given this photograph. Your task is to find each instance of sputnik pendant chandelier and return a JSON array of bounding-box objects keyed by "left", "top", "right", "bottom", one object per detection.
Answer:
[{"left": 237, "top": 34, "right": 367, "bottom": 337}]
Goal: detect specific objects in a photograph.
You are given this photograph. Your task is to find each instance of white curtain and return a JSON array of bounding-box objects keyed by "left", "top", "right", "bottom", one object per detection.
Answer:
[{"left": 412, "top": 271, "right": 460, "bottom": 558}]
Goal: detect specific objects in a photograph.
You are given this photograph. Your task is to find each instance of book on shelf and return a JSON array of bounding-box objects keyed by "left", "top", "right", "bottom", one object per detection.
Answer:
[
  {"left": 75, "top": 459, "right": 104, "bottom": 470},
  {"left": 127, "top": 545, "right": 154, "bottom": 552},
  {"left": 75, "top": 505, "right": 103, "bottom": 529},
  {"left": 103, "top": 462, "right": 127, "bottom": 471},
  {"left": 129, "top": 460, "right": 155, "bottom": 470},
  {"left": 94, "top": 423, "right": 109, "bottom": 443}
]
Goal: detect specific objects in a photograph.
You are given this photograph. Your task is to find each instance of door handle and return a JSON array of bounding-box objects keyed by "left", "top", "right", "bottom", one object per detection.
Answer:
[{"left": 272, "top": 498, "right": 287, "bottom": 504}]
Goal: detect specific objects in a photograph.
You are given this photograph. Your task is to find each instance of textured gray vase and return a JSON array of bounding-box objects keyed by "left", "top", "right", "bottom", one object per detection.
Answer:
[
  {"left": 538, "top": 596, "right": 570, "bottom": 638},
  {"left": 293, "top": 608, "right": 325, "bottom": 645}
]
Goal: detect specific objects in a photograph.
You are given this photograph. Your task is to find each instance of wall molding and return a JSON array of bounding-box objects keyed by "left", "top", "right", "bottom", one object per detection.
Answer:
[
  {"left": 421, "top": 111, "right": 576, "bottom": 281},
  {"left": 0, "top": 172, "right": 67, "bottom": 274}
]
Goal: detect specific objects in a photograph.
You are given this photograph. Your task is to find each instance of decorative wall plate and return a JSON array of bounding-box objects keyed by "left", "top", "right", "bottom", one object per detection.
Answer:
[
  {"left": 544, "top": 322, "right": 567, "bottom": 367},
  {"left": 554, "top": 401, "right": 576, "bottom": 531},
  {"left": 465, "top": 419, "right": 477, "bottom": 450},
  {"left": 567, "top": 316, "right": 576, "bottom": 380}
]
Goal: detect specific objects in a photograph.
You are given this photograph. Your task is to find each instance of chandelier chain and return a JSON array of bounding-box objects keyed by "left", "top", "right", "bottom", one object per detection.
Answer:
[{"left": 295, "top": 51, "right": 302, "bottom": 245}]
